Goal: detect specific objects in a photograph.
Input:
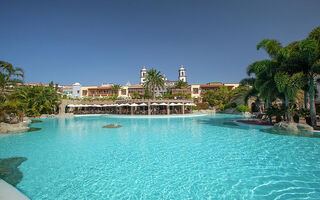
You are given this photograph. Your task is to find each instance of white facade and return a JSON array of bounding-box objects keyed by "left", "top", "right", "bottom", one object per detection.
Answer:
[
  {"left": 140, "top": 66, "right": 147, "bottom": 85},
  {"left": 191, "top": 84, "right": 201, "bottom": 99},
  {"left": 178, "top": 65, "right": 187, "bottom": 82},
  {"left": 72, "top": 82, "right": 81, "bottom": 98},
  {"left": 224, "top": 83, "right": 240, "bottom": 90}
]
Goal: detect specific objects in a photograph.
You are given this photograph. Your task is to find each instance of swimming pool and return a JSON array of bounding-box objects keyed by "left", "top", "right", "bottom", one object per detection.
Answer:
[{"left": 0, "top": 114, "right": 320, "bottom": 199}]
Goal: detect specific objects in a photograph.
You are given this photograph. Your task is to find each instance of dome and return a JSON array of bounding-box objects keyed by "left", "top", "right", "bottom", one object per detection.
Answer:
[
  {"left": 179, "top": 65, "right": 185, "bottom": 70},
  {"left": 73, "top": 82, "right": 81, "bottom": 86},
  {"left": 141, "top": 66, "right": 147, "bottom": 71}
]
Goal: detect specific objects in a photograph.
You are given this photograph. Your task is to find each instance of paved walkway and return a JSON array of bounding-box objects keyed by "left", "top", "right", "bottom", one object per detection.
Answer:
[{"left": 0, "top": 179, "right": 29, "bottom": 200}]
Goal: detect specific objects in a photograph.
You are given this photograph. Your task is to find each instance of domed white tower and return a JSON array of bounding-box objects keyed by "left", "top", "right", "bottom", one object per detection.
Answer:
[
  {"left": 140, "top": 66, "right": 147, "bottom": 85},
  {"left": 72, "top": 82, "right": 81, "bottom": 98},
  {"left": 178, "top": 65, "right": 187, "bottom": 82}
]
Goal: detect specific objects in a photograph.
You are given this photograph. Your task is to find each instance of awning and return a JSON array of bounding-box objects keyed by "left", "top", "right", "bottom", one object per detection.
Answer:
[
  {"left": 119, "top": 103, "right": 130, "bottom": 106},
  {"left": 159, "top": 103, "right": 168, "bottom": 106},
  {"left": 151, "top": 103, "right": 159, "bottom": 106},
  {"left": 138, "top": 103, "right": 147, "bottom": 106},
  {"left": 130, "top": 103, "right": 139, "bottom": 107},
  {"left": 103, "top": 104, "right": 117, "bottom": 107},
  {"left": 67, "top": 104, "right": 75, "bottom": 107},
  {"left": 176, "top": 103, "right": 183, "bottom": 106},
  {"left": 169, "top": 103, "right": 177, "bottom": 106},
  {"left": 185, "top": 103, "right": 196, "bottom": 106}
]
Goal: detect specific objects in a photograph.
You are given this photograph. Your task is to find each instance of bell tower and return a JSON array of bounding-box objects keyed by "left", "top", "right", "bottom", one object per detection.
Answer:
[
  {"left": 178, "top": 65, "right": 187, "bottom": 82},
  {"left": 140, "top": 66, "right": 147, "bottom": 85}
]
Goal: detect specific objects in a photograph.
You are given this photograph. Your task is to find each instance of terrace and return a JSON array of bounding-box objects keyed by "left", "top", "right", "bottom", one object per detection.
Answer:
[
  {"left": 87, "top": 87, "right": 114, "bottom": 97},
  {"left": 60, "top": 99, "right": 195, "bottom": 115}
]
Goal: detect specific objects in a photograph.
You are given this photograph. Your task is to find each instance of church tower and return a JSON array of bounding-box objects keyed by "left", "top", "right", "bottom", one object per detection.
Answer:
[
  {"left": 178, "top": 65, "right": 187, "bottom": 82},
  {"left": 140, "top": 66, "right": 147, "bottom": 85}
]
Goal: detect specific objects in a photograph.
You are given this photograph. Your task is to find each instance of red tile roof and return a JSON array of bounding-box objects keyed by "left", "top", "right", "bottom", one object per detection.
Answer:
[{"left": 200, "top": 84, "right": 225, "bottom": 88}]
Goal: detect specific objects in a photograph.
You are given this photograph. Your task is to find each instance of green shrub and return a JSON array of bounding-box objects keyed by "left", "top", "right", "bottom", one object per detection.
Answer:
[
  {"left": 192, "top": 106, "right": 198, "bottom": 110},
  {"left": 196, "top": 102, "right": 209, "bottom": 110},
  {"left": 223, "top": 104, "right": 231, "bottom": 109},
  {"left": 217, "top": 105, "right": 225, "bottom": 111},
  {"left": 230, "top": 102, "right": 237, "bottom": 108},
  {"left": 221, "top": 103, "right": 237, "bottom": 111},
  {"left": 236, "top": 105, "right": 250, "bottom": 112}
]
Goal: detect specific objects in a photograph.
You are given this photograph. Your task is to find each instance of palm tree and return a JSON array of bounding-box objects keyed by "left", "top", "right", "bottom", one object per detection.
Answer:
[
  {"left": 0, "top": 61, "right": 24, "bottom": 101},
  {"left": 111, "top": 84, "right": 122, "bottom": 96},
  {"left": 243, "top": 39, "right": 305, "bottom": 122},
  {"left": 290, "top": 32, "right": 320, "bottom": 127},
  {"left": 246, "top": 59, "right": 280, "bottom": 109},
  {"left": 10, "top": 84, "right": 60, "bottom": 116},
  {"left": 274, "top": 72, "right": 304, "bottom": 122},
  {"left": 303, "top": 27, "right": 320, "bottom": 127},
  {"left": 174, "top": 80, "right": 188, "bottom": 89},
  {"left": 143, "top": 68, "right": 165, "bottom": 99},
  {"left": 254, "top": 39, "right": 283, "bottom": 108}
]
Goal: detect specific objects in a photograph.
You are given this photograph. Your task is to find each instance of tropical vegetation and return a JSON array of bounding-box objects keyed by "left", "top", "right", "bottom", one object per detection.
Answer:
[
  {"left": 241, "top": 26, "right": 320, "bottom": 126},
  {"left": 111, "top": 84, "right": 122, "bottom": 96},
  {"left": 0, "top": 61, "right": 60, "bottom": 123},
  {"left": 201, "top": 86, "right": 250, "bottom": 111},
  {"left": 0, "top": 61, "right": 24, "bottom": 103},
  {"left": 143, "top": 68, "right": 165, "bottom": 99},
  {"left": 174, "top": 80, "right": 189, "bottom": 89}
]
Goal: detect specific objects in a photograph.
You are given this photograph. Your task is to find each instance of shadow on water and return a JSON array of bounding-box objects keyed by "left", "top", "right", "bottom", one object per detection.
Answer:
[
  {"left": 27, "top": 127, "right": 42, "bottom": 132},
  {"left": 222, "top": 122, "right": 240, "bottom": 127},
  {"left": 196, "top": 118, "right": 250, "bottom": 130},
  {"left": 261, "top": 128, "right": 320, "bottom": 138},
  {"left": 197, "top": 117, "right": 320, "bottom": 138},
  {"left": 0, "top": 157, "right": 27, "bottom": 186},
  {"left": 31, "top": 120, "right": 43, "bottom": 123}
]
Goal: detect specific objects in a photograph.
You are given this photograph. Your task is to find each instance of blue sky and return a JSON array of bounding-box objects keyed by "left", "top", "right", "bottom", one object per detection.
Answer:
[{"left": 1, "top": 0, "right": 319, "bottom": 86}]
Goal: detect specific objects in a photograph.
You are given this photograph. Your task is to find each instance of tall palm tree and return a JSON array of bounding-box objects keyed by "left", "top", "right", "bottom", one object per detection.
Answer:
[
  {"left": 291, "top": 35, "right": 319, "bottom": 127},
  {"left": 303, "top": 26, "right": 320, "bottom": 127},
  {"left": 143, "top": 68, "right": 165, "bottom": 99},
  {"left": 244, "top": 39, "right": 304, "bottom": 121},
  {"left": 254, "top": 39, "right": 283, "bottom": 108},
  {"left": 246, "top": 59, "right": 280, "bottom": 109},
  {"left": 111, "top": 84, "right": 122, "bottom": 96}
]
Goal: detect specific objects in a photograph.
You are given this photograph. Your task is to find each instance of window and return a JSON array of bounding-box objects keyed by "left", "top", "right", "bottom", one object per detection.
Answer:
[
  {"left": 121, "top": 89, "right": 126, "bottom": 95},
  {"left": 193, "top": 88, "right": 199, "bottom": 94}
]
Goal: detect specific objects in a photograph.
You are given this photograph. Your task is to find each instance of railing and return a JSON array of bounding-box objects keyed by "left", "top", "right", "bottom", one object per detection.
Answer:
[{"left": 115, "top": 99, "right": 193, "bottom": 104}]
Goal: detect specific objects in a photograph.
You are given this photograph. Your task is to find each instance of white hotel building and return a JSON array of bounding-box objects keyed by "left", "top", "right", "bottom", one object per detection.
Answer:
[{"left": 67, "top": 65, "right": 239, "bottom": 99}]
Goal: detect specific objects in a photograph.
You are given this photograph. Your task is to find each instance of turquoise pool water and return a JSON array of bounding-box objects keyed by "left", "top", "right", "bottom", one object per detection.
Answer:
[{"left": 1, "top": 114, "right": 320, "bottom": 199}]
